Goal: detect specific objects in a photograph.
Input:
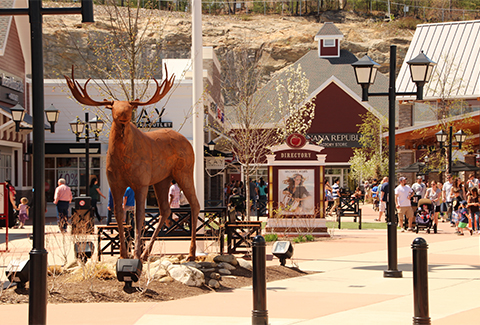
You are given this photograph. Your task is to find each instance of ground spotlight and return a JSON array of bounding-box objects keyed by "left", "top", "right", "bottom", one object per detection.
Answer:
[
  {"left": 271, "top": 241, "right": 294, "bottom": 266},
  {"left": 6, "top": 260, "right": 30, "bottom": 289},
  {"left": 74, "top": 242, "right": 94, "bottom": 263},
  {"left": 116, "top": 259, "right": 142, "bottom": 288}
]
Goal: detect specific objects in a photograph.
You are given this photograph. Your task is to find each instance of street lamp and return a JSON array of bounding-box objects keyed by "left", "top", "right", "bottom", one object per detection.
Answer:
[
  {"left": 208, "top": 140, "right": 216, "bottom": 151},
  {"left": 436, "top": 126, "right": 466, "bottom": 175},
  {"left": 352, "top": 45, "right": 436, "bottom": 278},
  {"left": 70, "top": 112, "right": 104, "bottom": 195},
  {"left": 10, "top": 103, "right": 59, "bottom": 133},
  {"left": 0, "top": 2, "right": 94, "bottom": 324}
]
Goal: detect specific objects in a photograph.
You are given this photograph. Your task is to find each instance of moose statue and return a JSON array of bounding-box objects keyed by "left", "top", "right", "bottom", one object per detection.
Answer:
[{"left": 65, "top": 66, "right": 200, "bottom": 261}]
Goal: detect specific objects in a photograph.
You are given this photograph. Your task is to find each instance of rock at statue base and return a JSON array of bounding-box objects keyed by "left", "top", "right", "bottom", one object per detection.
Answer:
[
  {"left": 159, "top": 276, "right": 174, "bottom": 283},
  {"left": 218, "top": 262, "right": 236, "bottom": 270},
  {"left": 208, "top": 279, "right": 220, "bottom": 289},
  {"left": 168, "top": 265, "right": 205, "bottom": 287},
  {"left": 218, "top": 268, "right": 231, "bottom": 275},
  {"left": 237, "top": 258, "right": 253, "bottom": 270},
  {"left": 214, "top": 254, "right": 238, "bottom": 266}
]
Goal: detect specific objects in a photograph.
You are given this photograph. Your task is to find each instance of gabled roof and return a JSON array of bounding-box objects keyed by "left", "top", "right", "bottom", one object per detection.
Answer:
[
  {"left": 0, "top": 1, "right": 14, "bottom": 56},
  {"left": 397, "top": 20, "right": 480, "bottom": 100},
  {"left": 314, "top": 22, "right": 344, "bottom": 40},
  {"left": 258, "top": 50, "right": 390, "bottom": 120}
]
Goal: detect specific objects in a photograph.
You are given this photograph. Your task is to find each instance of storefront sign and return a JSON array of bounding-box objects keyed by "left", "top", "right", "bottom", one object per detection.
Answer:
[
  {"left": 1, "top": 74, "right": 24, "bottom": 93},
  {"left": 275, "top": 150, "right": 317, "bottom": 161},
  {"left": 136, "top": 107, "right": 173, "bottom": 129},
  {"left": 205, "top": 157, "right": 225, "bottom": 169},
  {"left": 307, "top": 133, "right": 362, "bottom": 148},
  {"left": 57, "top": 169, "right": 79, "bottom": 187}
]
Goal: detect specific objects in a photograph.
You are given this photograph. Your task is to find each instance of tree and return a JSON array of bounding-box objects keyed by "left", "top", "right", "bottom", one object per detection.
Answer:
[
  {"left": 45, "top": 0, "right": 174, "bottom": 123},
  {"left": 218, "top": 48, "right": 315, "bottom": 219},
  {"left": 348, "top": 111, "right": 388, "bottom": 184},
  {"left": 413, "top": 54, "right": 476, "bottom": 178}
]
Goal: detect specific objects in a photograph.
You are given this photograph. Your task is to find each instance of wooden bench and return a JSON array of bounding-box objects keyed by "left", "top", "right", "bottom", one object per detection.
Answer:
[
  {"left": 140, "top": 207, "right": 227, "bottom": 254},
  {"left": 97, "top": 224, "right": 133, "bottom": 261},
  {"left": 338, "top": 197, "right": 362, "bottom": 229},
  {"left": 226, "top": 221, "right": 262, "bottom": 254}
]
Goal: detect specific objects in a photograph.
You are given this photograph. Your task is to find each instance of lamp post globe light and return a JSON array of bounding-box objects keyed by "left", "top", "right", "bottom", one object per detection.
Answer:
[
  {"left": 10, "top": 104, "right": 59, "bottom": 133},
  {"left": 352, "top": 45, "right": 436, "bottom": 278},
  {"left": 435, "top": 127, "right": 466, "bottom": 175},
  {"left": 0, "top": 1, "right": 94, "bottom": 324},
  {"left": 70, "top": 112, "right": 105, "bottom": 195}
]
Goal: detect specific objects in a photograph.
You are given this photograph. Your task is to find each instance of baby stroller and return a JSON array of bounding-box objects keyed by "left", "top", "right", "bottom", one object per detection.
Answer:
[{"left": 414, "top": 198, "right": 434, "bottom": 234}]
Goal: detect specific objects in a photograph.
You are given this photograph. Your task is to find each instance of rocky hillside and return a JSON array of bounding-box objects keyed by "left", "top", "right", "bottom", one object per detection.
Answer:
[{"left": 42, "top": 4, "right": 414, "bottom": 81}]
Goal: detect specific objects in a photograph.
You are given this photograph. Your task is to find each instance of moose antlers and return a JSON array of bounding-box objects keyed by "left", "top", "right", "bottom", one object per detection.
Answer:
[{"left": 64, "top": 64, "right": 175, "bottom": 107}]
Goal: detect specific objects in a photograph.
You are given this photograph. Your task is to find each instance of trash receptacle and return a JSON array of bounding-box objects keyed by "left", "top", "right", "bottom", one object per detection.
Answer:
[{"left": 72, "top": 196, "right": 94, "bottom": 234}]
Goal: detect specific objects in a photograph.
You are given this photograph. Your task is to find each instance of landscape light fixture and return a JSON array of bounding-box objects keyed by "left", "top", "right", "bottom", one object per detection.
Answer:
[
  {"left": 6, "top": 260, "right": 30, "bottom": 289},
  {"left": 271, "top": 241, "right": 294, "bottom": 266},
  {"left": 116, "top": 259, "right": 142, "bottom": 289}
]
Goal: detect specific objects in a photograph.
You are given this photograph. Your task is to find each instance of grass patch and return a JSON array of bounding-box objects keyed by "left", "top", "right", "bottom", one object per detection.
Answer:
[{"left": 326, "top": 221, "right": 388, "bottom": 230}]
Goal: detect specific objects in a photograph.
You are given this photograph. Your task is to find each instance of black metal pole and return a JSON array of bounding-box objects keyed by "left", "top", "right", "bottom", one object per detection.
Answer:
[
  {"left": 412, "top": 237, "right": 430, "bottom": 325},
  {"left": 252, "top": 235, "right": 268, "bottom": 325},
  {"left": 384, "top": 45, "right": 402, "bottom": 278},
  {"left": 447, "top": 126, "right": 453, "bottom": 176},
  {"left": 28, "top": 1, "right": 48, "bottom": 324},
  {"left": 85, "top": 112, "right": 90, "bottom": 195}
]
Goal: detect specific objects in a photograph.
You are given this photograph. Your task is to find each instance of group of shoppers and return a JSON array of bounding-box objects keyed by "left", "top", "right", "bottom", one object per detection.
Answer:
[
  {"left": 379, "top": 173, "right": 479, "bottom": 235},
  {"left": 53, "top": 177, "right": 135, "bottom": 233}
]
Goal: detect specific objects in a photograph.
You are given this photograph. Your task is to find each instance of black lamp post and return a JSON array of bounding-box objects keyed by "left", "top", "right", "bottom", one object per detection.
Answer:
[
  {"left": 0, "top": 1, "right": 94, "bottom": 324},
  {"left": 352, "top": 45, "right": 436, "bottom": 278},
  {"left": 10, "top": 103, "right": 59, "bottom": 133},
  {"left": 436, "top": 126, "right": 466, "bottom": 175},
  {"left": 70, "top": 112, "right": 104, "bottom": 195},
  {"left": 208, "top": 140, "right": 216, "bottom": 151}
]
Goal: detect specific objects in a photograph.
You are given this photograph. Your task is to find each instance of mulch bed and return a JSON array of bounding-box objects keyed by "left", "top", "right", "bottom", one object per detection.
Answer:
[{"left": 1, "top": 265, "right": 310, "bottom": 304}]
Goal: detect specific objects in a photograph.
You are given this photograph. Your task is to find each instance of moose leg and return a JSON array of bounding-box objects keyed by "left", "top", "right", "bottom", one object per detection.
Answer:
[
  {"left": 133, "top": 186, "right": 148, "bottom": 260},
  {"left": 111, "top": 186, "right": 128, "bottom": 258},
  {"left": 176, "top": 174, "right": 200, "bottom": 262},
  {"left": 140, "top": 179, "right": 171, "bottom": 261}
]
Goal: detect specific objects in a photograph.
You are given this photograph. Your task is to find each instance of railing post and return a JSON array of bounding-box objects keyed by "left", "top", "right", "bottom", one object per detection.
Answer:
[
  {"left": 252, "top": 235, "right": 268, "bottom": 325},
  {"left": 412, "top": 237, "right": 430, "bottom": 325}
]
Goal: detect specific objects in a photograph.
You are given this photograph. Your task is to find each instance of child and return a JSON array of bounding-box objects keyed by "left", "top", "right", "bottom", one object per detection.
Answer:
[
  {"left": 451, "top": 189, "right": 462, "bottom": 232},
  {"left": 419, "top": 204, "right": 430, "bottom": 222},
  {"left": 457, "top": 200, "right": 473, "bottom": 236},
  {"left": 17, "top": 197, "right": 29, "bottom": 229}
]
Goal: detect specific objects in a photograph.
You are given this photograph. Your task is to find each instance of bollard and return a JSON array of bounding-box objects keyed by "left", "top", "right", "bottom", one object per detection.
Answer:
[
  {"left": 412, "top": 237, "right": 430, "bottom": 325},
  {"left": 252, "top": 235, "right": 268, "bottom": 325}
]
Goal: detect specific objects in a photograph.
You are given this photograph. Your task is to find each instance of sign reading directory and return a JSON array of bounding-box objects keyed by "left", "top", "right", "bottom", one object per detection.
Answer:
[{"left": 265, "top": 133, "right": 329, "bottom": 237}]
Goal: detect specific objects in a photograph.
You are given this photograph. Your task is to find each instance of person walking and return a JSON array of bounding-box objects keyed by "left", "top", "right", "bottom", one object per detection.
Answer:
[
  {"left": 442, "top": 174, "right": 455, "bottom": 224},
  {"left": 330, "top": 179, "right": 341, "bottom": 217},
  {"left": 425, "top": 180, "right": 441, "bottom": 233},
  {"left": 375, "top": 177, "right": 388, "bottom": 222},
  {"left": 467, "top": 187, "right": 480, "bottom": 233},
  {"left": 106, "top": 188, "right": 114, "bottom": 225},
  {"left": 123, "top": 187, "right": 135, "bottom": 224},
  {"left": 169, "top": 180, "right": 181, "bottom": 209},
  {"left": 89, "top": 177, "right": 107, "bottom": 222},
  {"left": 412, "top": 176, "right": 426, "bottom": 198},
  {"left": 395, "top": 176, "right": 414, "bottom": 232},
  {"left": 53, "top": 178, "right": 73, "bottom": 233}
]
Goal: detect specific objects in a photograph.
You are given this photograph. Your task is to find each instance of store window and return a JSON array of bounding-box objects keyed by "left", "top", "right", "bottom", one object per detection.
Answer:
[
  {"left": 0, "top": 154, "right": 12, "bottom": 182},
  {"left": 45, "top": 156, "right": 101, "bottom": 202}
]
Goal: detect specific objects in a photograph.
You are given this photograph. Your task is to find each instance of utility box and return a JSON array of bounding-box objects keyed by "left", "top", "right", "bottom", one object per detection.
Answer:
[{"left": 74, "top": 196, "right": 91, "bottom": 210}]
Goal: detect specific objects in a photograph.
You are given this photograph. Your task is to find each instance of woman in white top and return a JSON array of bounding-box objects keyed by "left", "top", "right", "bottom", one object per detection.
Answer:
[{"left": 426, "top": 181, "right": 442, "bottom": 231}]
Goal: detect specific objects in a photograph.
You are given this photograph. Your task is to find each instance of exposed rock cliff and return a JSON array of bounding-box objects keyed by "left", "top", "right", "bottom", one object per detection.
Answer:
[{"left": 42, "top": 4, "right": 413, "bottom": 81}]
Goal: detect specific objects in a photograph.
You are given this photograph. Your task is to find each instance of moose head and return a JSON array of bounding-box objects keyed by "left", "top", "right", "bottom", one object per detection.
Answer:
[{"left": 64, "top": 65, "right": 175, "bottom": 126}]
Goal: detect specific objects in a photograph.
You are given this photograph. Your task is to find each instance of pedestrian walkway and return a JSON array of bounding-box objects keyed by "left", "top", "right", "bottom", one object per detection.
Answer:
[{"left": 0, "top": 203, "right": 479, "bottom": 325}]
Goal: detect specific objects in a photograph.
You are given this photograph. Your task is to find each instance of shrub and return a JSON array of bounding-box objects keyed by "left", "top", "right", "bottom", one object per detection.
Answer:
[{"left": 264, "top": 233, "right": 278, "bottom": 242}]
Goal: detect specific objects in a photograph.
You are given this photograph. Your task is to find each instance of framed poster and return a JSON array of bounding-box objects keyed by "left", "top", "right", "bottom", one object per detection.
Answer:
[{"left": 278, "top": 168, "right": 315, "bottom": 216}]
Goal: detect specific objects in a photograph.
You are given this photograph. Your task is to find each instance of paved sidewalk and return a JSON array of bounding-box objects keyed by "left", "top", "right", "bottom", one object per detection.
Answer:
[{"left": 0, "top": 204, "right": 479, "bottom": 324}]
